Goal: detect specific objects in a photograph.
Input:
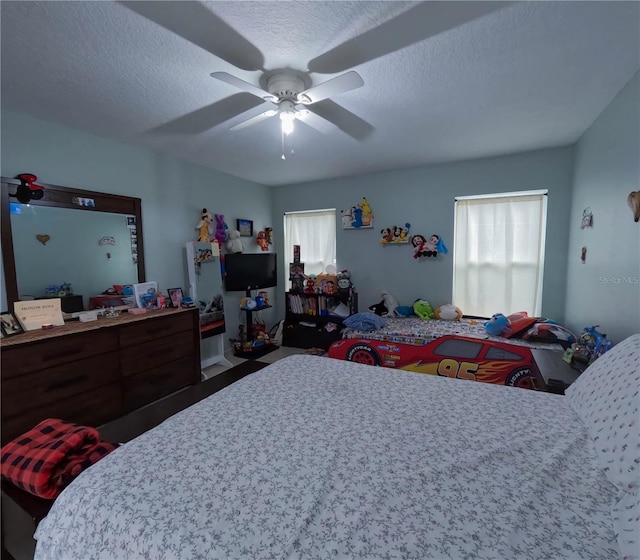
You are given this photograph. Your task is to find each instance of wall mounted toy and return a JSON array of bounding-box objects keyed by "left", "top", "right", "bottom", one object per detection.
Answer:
[
  {"left": 265, "top": 227, "right": 273, "bottom": 245},
  {"left": 36, "top": 234, "right": 50, "bottom": 246},
  {"left": 12, "top": 173, "right": 45, "bottom": 204},
  {"left": 380, "top": 223, "right": 411, "bottom": 244},
  {"left": 411, "top": 234, "right": 448, "bottom": 258},
  {"left": 580, "top": 207, "right": 593, "bottom": 228},
  {"left": 342, "top": 197, "right": 374, "bottom": 228},
  {"left": 628, "top": 191, "right": 640, "bottom": 222},
  {"left": 226, "top": 230, "right": 243, "bottom": 253},
  {"left": 196, "top": 208, "right": 213, "bottom": 242}
]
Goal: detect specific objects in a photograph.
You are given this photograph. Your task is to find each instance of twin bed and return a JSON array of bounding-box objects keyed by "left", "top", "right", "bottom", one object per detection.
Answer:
[
  {"left": 30, "top": 334, "right": 639, "bottom": 559},
  {"left": 329, "top": 317, "right": 568, "bottom": 390}
]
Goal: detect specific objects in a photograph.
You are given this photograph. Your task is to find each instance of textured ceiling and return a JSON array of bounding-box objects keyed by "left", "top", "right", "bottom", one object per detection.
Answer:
[{"left": 1, "top": 1, "right": 638, "bottom": 186}]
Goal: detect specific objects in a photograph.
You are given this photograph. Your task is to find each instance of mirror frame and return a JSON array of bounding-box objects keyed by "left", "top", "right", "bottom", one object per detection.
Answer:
[{"left": 1, "top": 177, "right": 145, "bottom": 307}]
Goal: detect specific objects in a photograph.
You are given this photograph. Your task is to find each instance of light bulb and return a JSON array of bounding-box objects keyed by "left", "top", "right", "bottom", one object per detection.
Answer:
[{"left": 280, "top": 111, "right": 295, "bottom": 135}]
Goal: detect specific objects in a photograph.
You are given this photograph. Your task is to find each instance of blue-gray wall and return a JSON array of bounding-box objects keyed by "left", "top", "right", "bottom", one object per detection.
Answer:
[
  {"left": 271, "top": 147, "right": 575, "bottom": 323},
  {"left": 565, "top": 72, "right": 640, "bottom": 343},
  {"left": 0, "top": 108, "right": 276, "bottom": 359}
]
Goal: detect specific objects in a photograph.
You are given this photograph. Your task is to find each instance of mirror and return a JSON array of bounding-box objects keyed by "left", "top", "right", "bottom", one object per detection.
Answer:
[{"left": 1, "top": 177, "right": 145, "bottom": 311}]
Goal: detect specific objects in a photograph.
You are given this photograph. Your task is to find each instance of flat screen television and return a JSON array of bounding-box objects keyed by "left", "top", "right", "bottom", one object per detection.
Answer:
[{"left": 224, "top": 252, "right": 277, "bottom": 293}]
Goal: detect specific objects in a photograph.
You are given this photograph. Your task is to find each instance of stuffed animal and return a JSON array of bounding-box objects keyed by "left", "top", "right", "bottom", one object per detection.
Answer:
[
  {"left": 225, "top": 229, "right": 243, "bottom": 253},
  {"left": 413, "top": 299, "right": 435, "bottom": 320},
  {"left": 265, "top": 227, "right": 273, "bottom": 245},
  {"left": 214, "top": 214, "right": 227, "bottom": 244},
  {"left": 435, "top": 304, "right": 462, "bottom": 321},
  {"left": 381, "top": 290, "right": 399, "bottom": 317},
  {"left": 368, "top": 300, "right": 388, "bottom": 316},
  {"left": 628, "top": 191, "right": 640, "bottom": 222},
  {"left": 196, "top": 208, "right": 213, "bottom": 242},
  {"left": 485, "top": 313, "right": 512, "bottom": 336},
  {"left": 256, "top": 231, "right": 269, "bottom": 251}
]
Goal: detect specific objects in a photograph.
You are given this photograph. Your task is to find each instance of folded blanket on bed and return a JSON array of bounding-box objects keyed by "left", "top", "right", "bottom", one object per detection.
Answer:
[
  {"left": 1, "top": 418, "right": 118, "bottom": 499},
  {"left": 344, "top": 312, "right": 387, "bottom": 331}
]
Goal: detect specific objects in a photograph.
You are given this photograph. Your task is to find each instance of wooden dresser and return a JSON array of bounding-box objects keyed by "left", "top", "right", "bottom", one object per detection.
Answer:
[{"left": 1, "top": 307, "right": 201, "bottom": 445}]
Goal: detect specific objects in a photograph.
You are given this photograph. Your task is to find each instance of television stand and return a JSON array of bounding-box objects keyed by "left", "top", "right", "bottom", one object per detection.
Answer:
[{"left": 233, "top": 289, "right": 277, "bottom": 359}]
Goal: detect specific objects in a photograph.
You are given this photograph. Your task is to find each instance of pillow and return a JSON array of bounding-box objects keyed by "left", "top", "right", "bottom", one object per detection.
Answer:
[{"left": 565, "top": 334, "right": 640, "bottom": 493}]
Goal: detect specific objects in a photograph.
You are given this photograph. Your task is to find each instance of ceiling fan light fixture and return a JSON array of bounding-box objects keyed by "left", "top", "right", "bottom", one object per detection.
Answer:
[{"left": 280, "top": 111, "right": 295, "bottom": 135}]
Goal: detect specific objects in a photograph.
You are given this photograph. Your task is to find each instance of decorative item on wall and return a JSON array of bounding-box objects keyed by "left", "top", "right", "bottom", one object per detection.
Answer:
[
  {"left": 215, "top": 214, "right": 228, "bottom": 243},
  {"left": 410, "top": 234, "right": 448, "bottom": 259},
  {"left": 196, "top": 208, "right": 213, "bottom": 242},
  {"left": 11, "top": 173, "right": 44, "bottom": 204},
  {"left": 380, "top": 223, "right": 411, "bottom": 244},
  {"left": 98, "top": 236, "right": 116, "bottom": 246},
  {"left": 265, "top": 227, "right": 273, "bottom": 246},
  {"left": 581, "top": 246, "right": 587, "bottom": 263},
  {"left": 237, "top": 218, "right": 253, "bottom": 237},
  {"left": 580, "top": 207, "right": 593, "bottom": 229},
  {"left": 36, "top": 234, "right": 50, "bottom": 246},
  {"left": 341, "top": 197, "right": 374, "bottom": 229},
  {"left": 127, "top": 215, "right": 138, "bottom": 265},
  {"left": 628, "top": 191, "right": 640, "bottom": 222}
]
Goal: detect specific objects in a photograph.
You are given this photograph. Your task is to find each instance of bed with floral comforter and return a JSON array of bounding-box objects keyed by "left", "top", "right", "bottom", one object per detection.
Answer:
[{"left": 34, "top": 352, "right": 629, "bottom": 559}]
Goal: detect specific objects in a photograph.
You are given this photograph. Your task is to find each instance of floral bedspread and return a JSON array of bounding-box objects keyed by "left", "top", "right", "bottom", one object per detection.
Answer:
[
  {"left": 343, "top": 317, "right": 560, "bottom": 350},
  {"left": 35, "top": 355, "right": 617, "bottom": 559}
]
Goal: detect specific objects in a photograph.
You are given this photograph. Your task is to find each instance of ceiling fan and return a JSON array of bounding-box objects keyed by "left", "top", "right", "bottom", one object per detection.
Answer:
[
  {"left": 121, "top": 1, "right": 508, "bottom": 143},
  {"left": 210, "top": 69, "right": 364, "bottom": 137}
]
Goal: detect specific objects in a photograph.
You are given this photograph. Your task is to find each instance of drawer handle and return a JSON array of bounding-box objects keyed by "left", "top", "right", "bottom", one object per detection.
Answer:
[
  {"left": 43, "top": 347, "right": 84, "bottom": 361},
  {"left": 47, "top": 374, "right": 88, "bottom": 391}
]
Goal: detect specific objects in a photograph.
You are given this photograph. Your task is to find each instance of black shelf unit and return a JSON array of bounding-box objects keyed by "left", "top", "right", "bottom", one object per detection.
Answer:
[
  {"left": 283, "top": 291, "right": 358, "bottom": 350},
  {"left": 232, "top": 288, "right": 278, "bottom": 359}
]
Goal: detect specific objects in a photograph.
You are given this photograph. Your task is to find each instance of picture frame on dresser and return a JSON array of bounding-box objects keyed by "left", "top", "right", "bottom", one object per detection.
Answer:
[{"left": 0, "top": 311, "right": 23, "bottom": 337}]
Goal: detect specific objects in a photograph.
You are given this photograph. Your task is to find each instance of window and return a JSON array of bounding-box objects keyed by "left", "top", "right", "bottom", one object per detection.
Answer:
[
  {"left": 453, "top": 191, "right": 547, "bottom": 318},
  {"left": 484, "top": 347, "right": 524, "bottom": 361},
  {"left": 283, "top": 209, "right": 336, "bottom": 277},
  {"left": 433, "top": 339, "right": 482, "bottom": 359}
]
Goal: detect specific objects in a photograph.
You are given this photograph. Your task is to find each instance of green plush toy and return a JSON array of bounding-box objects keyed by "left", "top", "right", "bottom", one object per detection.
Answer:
[{"left": 413, "top": 299, "right": 435, "bottom": 320}]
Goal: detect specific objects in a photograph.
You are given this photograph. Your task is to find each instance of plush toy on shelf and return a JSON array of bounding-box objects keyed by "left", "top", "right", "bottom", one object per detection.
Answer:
[
  {"left": 196, "top": 208, "right": 213, "bottom": 242},
  {"left": 226, "top": 229, "right": 243, "bottom": 253},
  {"left": 214, "top": 214, "right": 227, "bottom": 244},
  {"left": 256, "top": 231, "right": 269, "bottom": 251}
]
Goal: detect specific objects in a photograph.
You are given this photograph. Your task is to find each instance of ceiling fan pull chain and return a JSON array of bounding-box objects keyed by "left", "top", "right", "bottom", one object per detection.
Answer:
[{"left": 281, "top": 129, "right": 286, "bottom": 160}]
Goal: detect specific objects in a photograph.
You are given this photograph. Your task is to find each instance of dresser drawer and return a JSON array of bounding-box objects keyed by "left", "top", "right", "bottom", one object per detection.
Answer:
[
  {"left": 123, "top": 356, "right": 197, "bottom": 412},
  {"left": 1, "top": 330, "right": 118, "bottom": 379},
  {"left": 120, "top": 330, "right": 195, "bottom": 377},
  {"left": 2, "top": 352, "right": 120, "bottom": 418},
  {"left": 118, "top": 311, "right": 194, "bottom": 347},
  {"left": 1, "top": 382, "right": 123, "bottom": 445}
]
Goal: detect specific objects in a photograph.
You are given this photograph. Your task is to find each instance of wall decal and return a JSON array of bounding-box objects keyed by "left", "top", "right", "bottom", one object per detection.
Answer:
[
  {"left": 580, "top": 207, "right": 593, "bottom": 228},
  {"left": 98, "top": 236, "right": 116, "bottom": 246},
  {"left": 36, "top": 234, "right": 50, "bottom": 245}
]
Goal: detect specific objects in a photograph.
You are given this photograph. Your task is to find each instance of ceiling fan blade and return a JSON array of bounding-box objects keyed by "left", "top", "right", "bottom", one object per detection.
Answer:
[
  {"left": 308, "top": 1, "right": 511, "bottom": 74},
  {"left": 297, "top": 71, "right": 364, "bottom": 105},
  {"left": 212, "top": 72, "right": 278, "bottom": 102},
  {"left": 149, "top": 93, "right": 265, "bottom": 134},
  {"left": 119, "top": 1, "right": 264, "bottom": 71},
  {"left": 306, "top": 101, "right": 374, "bottom": 141},
  {"left": 295, "top": 111, "right": 335, "bottom": 134},
  {"left": 230, "top": 109, "right": 278, "bottom": 131}
]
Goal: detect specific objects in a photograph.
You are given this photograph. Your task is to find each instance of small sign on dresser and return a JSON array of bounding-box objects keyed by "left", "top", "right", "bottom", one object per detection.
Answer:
[{"left": 14, "top": 298, "right": 65, "bottom": 331}]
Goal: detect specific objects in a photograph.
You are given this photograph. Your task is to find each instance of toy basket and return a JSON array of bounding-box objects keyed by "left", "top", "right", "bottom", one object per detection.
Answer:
[{"left": 200, "top": 310, "right": 224, "bottom": 326}]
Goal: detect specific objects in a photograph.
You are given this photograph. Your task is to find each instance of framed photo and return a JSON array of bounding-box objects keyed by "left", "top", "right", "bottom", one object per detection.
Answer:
[
  {"left": 237, "top": 219, "right": 253, "bottom": 237},
  {"left": 168, "top": 287, "right": 184, "bottom": 308},
  {"left": 0, "top": 311, "right": 24, "bottom": 337}
]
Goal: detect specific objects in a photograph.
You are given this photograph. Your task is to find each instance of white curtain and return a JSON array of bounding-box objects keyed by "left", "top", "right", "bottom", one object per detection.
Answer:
[
  {"left": 284, "top": 209, "right": 336, "bottom": 276},
  {"left": 453, "top": 192, "right": 547, "bottom": 317}
]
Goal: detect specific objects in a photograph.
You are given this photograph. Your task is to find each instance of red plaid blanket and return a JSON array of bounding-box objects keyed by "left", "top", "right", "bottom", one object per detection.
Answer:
[{"left": 1, "top": 418, "right": 118, "bottom": 499}]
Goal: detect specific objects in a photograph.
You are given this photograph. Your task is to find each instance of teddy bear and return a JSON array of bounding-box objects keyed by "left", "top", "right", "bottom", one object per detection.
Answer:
[
  {"left": 256, "top": 231, "right": 269, "bottom": 251},
  {"left": 225, "top": 229, "right": 243, "bottom": 253}
]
